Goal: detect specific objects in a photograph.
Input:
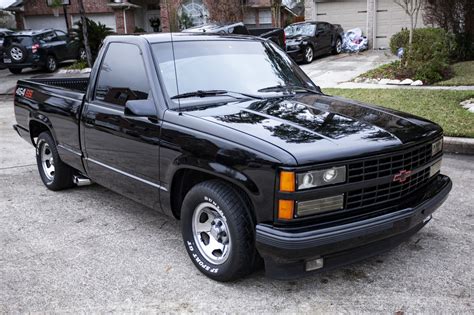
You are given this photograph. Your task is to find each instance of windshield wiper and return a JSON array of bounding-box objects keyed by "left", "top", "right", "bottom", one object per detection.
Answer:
[
  {"left": 258, "top": 84, "right": 321, "bottom": 94},
  {"left": 171, "top": 90, "right": 263, "bottom": 100}
]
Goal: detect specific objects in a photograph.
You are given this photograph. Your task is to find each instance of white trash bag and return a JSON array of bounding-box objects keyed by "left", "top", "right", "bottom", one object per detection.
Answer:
[{"left": 342, "top": 28, "right": 369, "bottom": 52}]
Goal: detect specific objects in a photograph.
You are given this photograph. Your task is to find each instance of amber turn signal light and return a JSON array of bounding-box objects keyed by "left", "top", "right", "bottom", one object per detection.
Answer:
[
  {"left": 280, "top": 171, "right": 295, "bottom": 192},
  {"left": 278, "top": 199, "right": 294, "bottom": 220}
]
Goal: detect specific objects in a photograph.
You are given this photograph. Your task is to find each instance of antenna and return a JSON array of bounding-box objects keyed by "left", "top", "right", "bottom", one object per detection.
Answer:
[{"left": 166, "top": 0, "right": 182, "bottom": 113}]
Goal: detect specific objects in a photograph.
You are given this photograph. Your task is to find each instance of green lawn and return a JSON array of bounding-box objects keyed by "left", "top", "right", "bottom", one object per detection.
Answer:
[
  {"left": 436, "top": 61, "right": 474, "bottom": 86},
  {"left": 323, "top": 88, "right": 474, "bottom": 138}
]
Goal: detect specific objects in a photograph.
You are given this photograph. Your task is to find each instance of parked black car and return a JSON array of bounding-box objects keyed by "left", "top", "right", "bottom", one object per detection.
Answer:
[
  {"left": 285, "top": 21, "right": 344, "bottom": 63},
  {"left": 183, "top": 22, "right": 286, "bottom": 50},
  {"left": 1, "top": 29, "right": 85, "bottom": 74},
  {"left": 13, "top": 34, "right": 451, "bottom": 281}
]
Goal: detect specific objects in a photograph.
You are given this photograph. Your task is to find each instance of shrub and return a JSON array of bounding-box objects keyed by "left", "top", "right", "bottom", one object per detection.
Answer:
[
  {"left": 72, "top": 18, "right": 113, "bottom": 61},
  {"left": 388, "top": 28, "right": 454, "bottom": 84}
]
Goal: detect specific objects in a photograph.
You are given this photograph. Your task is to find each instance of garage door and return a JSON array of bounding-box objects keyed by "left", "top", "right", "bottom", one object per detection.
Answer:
[
  {"left": 71, "top": 14, "right": 116, "bottom": 32},
  {"left": 315, "top": 0, "right": 367, "bottom": 35},
  {"left": 375, "top": 0, "right": 427, "bottom": 48},
  {"left": 24, "top": 16, "right": 68, "bottom": 32}
]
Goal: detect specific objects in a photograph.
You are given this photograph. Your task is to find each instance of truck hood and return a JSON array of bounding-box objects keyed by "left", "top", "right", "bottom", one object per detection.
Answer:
[{"left": 184, "top": 93, "right": 442, "bottom": 165}]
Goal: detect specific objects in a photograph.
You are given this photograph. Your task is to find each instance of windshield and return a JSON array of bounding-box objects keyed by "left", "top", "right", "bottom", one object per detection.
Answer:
[
  {"left": 152, "top": 40, "right": 316, "bottom": 108},
  {"left": 284, "top": 24, "right": 316, "bottom": 37}
]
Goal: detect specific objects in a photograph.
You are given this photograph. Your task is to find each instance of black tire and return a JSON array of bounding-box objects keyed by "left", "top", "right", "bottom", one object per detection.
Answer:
[
  {"left": 8, "top": 44, "right": 27, "bottom": 63},
  {"left": 8, "top": 68, "right": 22, "bottom": 74},
  {"left": 45, "top": 55, "right": 58, "bottom": 73},
  {"left": 181, "top": 180, "right": 257, "bottom": 282},
  {"left": 36, "top": 132, "right": 75, "bottom": 191},
  {"left": 303, "top": 46, "right": 314, "bottom": 64},
  {"left": 332, "top": 37, "right": 342, "bottom": 55}
]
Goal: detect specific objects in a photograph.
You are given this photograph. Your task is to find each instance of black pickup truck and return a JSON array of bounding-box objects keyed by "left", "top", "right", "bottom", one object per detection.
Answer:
[{"left": 13, "top": 33, "right": 451, "bottom": 281}]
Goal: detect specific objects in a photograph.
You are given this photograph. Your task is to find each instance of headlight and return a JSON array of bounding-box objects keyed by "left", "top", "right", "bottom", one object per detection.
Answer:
[
  {"left": 296, "top": 166, "right": 346, "bottom": 190},
  {"left": 432, "top": 138, "right": 443, "bottom": 156}
]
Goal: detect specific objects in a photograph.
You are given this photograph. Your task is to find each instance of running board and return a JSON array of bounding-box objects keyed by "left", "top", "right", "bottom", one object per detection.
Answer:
[{"left": 73, "top": 175, "right": 92, "bottom": 186}]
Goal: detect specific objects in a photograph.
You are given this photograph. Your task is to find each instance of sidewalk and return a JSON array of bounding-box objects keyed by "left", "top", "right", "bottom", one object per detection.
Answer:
[{"left": 329, "top": 82, "right": 474, "bottom": 90}]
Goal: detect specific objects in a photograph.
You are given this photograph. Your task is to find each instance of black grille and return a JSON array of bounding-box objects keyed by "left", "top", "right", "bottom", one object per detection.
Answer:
[
  {"left": 347, "top": 142, "right": 432, "bottom": 183},
  {"left": 346, "top": 168, "right": 431, "bottom": 209}
]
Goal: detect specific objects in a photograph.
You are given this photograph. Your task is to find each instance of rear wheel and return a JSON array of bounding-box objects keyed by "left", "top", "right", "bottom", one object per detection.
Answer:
[
  {"left": 8, "top": 68, "right": 22, "bottom": 74},
  {"left": 303, "top": 46, "right": 314, "bottom": 64},
  {"left": 332, "top": 38, "right": 342, "bottom": 55},
  {"left": 36, "top": 132, "right": 75, "bottom": 190},
  {"left": 45, "top": 55, "right": 57, "bottom": 73},
  {"left": 181, "top": 180, "right": 257, "bottom": 281}
]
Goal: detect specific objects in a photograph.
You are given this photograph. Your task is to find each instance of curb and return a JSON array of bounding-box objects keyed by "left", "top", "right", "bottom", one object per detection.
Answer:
[{"left": 444, "top": 137, "right": 474, "bottom": 155}]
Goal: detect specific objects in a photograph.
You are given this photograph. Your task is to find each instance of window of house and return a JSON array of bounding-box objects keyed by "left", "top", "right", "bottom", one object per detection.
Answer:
[
  {"left": 243, "top": 9, "right": 257, "bottom": 28},
  {"left": 258, "top": 9, "right": 272, "bottom": 26},
  {"left": 95, "top": 43, "right": 150, "bottom": 106},
  {"left": 178, "top": 0, "right": 209, "bottom": 28}
]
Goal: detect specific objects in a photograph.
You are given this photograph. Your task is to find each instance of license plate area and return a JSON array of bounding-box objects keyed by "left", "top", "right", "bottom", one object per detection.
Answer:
[{"left": 3, "top": 58, "right": 12, "bottom": 63}]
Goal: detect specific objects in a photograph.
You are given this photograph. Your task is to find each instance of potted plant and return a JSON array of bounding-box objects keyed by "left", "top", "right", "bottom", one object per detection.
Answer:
[
  {"left": 48, "top": 0, "right": 63, "bottom": 17},
  {"left": 149, "top": 17, "right": 161, "bottom": 32}
]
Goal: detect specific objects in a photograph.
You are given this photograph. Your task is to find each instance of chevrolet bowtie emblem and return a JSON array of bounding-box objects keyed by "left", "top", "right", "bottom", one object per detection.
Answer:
[{"left": 393, "top": 170, "right": 412, "bottom": 183}]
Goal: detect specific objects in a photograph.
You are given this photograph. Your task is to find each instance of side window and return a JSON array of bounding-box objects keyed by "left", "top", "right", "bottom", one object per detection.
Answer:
[
  {"left": 94, "top": 43, "right": 150, "bottom": 106},
  {"left": 55, "top": 30, "right": 69, "bottom": 41},
  {"left": 38, "top": 31, "right": 56, "bottom": 43}
]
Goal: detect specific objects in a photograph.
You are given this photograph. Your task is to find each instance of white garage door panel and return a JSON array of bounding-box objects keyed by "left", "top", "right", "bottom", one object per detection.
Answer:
[
  {"left": 71, "top": 14, "right": 116, "bottom": 32},
  {"left": 315, "top": 0, "right": 367, "bottom": 35},
  {"left": 25, "top": 16, "right": 67, "bottom": 31},
  {"left": 375, "top": 0, "right": 426, "bottom": 48}
]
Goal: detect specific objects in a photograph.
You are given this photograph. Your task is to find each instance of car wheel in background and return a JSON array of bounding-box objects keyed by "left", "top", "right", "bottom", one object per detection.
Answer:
[
  {"left": 36, "top": 132, "right": 75, "bottom": 190},
  {"left": 8, "top": 68, "right": 22, "bottom": 74},
  {"left": 45, "top": 55, "right": 58, "bottom": 73},
  {"left": 303, "top": 46, "right": 314, "bottom": 64},
  {"left": 181, "top": 180, "right": 258, "bottom": 281},
  {"left": 8, "top": 44, "right": 27, "bottom": 63},
  {"left": 333, "top": 38, "right": 342, "bottom": 55},
  {"left": 79, "top": 48, "right": 87, "bottom": 61}
]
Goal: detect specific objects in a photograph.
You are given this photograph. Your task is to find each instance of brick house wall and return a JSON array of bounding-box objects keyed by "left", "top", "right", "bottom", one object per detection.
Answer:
[{"left": 22, "top": 0, "right": 113, "bottom": 16}]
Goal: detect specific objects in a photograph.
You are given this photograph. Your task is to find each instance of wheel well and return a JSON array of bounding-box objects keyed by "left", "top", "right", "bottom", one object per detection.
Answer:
[
  {"left": 170, "top": 168, "right": 254, "bottom": 221},
  {"left": 29, "top": 121, "right": 50, "bottom": 145}
]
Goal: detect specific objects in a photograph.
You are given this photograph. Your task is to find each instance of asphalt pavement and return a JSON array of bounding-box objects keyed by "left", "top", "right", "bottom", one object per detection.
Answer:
[{"left": 1, "top": 95, "right": 473, "bottom": 313}]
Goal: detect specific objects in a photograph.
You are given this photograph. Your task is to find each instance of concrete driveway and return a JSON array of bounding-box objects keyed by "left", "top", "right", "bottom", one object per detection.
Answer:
[
  {"left": 1, "top": 95, "right": 473, "bottom": 313},
  {"left": 301, "top": 50, "right": 396, "bottom": 88},
  {"left": 0, "top": 68, "right": 53, "bottom": 95}
]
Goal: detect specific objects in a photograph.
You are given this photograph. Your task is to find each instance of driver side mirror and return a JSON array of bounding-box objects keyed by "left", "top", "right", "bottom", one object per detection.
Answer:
[{"left": 124, "top": 99, "right": 157, "bottom": 118}]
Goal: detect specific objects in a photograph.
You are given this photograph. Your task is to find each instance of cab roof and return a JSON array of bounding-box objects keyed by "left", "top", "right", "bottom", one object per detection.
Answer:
[{"left": 108, "top": 32, "right": 264, "bottom": 44}]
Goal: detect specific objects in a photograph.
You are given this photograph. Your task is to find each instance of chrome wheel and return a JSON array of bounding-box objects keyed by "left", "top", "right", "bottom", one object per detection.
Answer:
[
  {"left": 336, "top": 39, "right": 342, "bottom": 54},
  {"left": 79, "top": 48, "right": 86, "bottom": 61},
  {"left": 10, "top": 47, "right": 23, "bottom": 61},
  {"left": 192, "top": 202, "right": 231, "bottom": 265},
  {"left": 305, "top": 46, "right": 313, "bottom": 63},
  {"left": 47, "top": 56, "right": 57, "bottom": 72},
  {"left": 40, "top": 143, "right": 55, "bottom": 181}
]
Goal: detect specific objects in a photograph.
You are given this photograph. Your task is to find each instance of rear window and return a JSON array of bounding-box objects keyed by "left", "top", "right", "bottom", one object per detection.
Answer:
[{"left": 3, "top": 36, "right": 33, "bottom": 47}]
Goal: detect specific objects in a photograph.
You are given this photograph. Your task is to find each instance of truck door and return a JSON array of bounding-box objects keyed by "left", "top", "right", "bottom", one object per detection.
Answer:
[{"left": 82, "top": 42, "right": 162, "bottom": 210}]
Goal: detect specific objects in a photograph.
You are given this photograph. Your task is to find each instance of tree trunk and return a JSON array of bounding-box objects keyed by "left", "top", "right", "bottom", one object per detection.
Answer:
[{"left": 78, "top": 0, "right": 93, "bottom": 67}]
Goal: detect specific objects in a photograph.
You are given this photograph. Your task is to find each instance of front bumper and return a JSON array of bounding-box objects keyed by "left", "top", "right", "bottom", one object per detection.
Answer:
[
  {"left": 286, "top": 47, "right": 304, "bottom": 62},
  {"left": 256, "top": 174, "right": 452, "bottom": 279}
]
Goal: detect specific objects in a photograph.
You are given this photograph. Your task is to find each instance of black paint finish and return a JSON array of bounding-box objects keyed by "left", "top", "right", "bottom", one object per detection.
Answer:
[{"left": 12, "top": 34, "right": 450, "bottom": 277}]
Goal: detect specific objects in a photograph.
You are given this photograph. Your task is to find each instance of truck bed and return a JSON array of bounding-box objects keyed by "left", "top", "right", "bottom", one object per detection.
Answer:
[{"left": 28, "top": 75, "right": 90, "bottom": 93}]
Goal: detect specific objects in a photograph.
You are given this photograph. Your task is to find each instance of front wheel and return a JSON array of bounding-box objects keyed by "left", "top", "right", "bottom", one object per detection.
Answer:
[
  {"left": 181, "top": 180, "right": 257, "bottom": 281},
  {"left": 8, "top": 68, "right": 22, "bottom": 74},
  {"left": 45, "top": 55, "right": 57, "bottom": 73},
  {"left": 303, "top": 46, "right": 314, "bottom": 64},
  {"left": 36, "top": 132, "right": 75, "bottom": 190}
]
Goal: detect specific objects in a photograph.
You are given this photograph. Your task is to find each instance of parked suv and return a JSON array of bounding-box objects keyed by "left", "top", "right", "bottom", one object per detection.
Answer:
[{"left": 1, "top": 29, "right": 85, "bottom": 74}]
